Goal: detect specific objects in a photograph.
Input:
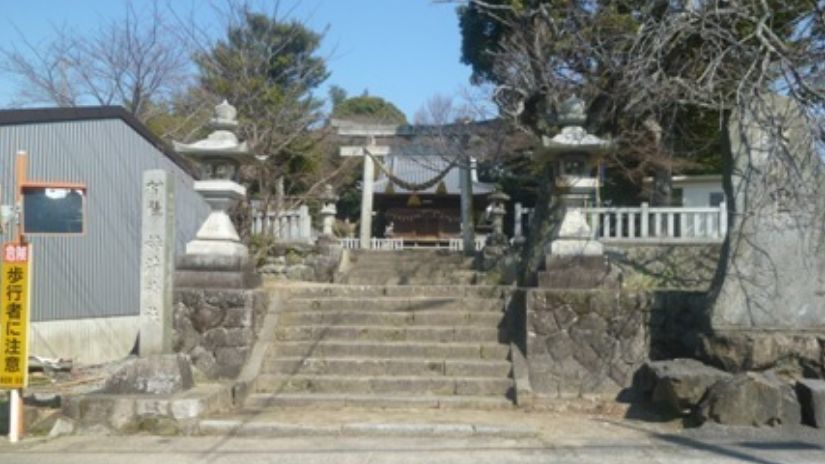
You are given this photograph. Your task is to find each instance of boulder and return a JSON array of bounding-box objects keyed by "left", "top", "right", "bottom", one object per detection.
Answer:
[
  {"left": 796, "top": 378, "right": 825, "bottom": 428},
  {"left": 698, "top": 372, "right": 801, "bottom": 427},
  {"left": 102, "top": 354, "right": 194, "bottom": 395},
  {"left": 637, "top": 358, "right": 731, "bottom": 414}
]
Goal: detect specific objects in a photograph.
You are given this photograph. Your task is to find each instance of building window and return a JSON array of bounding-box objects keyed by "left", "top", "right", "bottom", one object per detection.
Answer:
[{"left": 709, "top": 192, "right": 724, "bottom": 206}]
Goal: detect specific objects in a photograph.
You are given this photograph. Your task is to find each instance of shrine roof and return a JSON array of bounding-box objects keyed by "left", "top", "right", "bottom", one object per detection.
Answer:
[{"left": 374, "top": 154, "right": 496, "bottom": 195}]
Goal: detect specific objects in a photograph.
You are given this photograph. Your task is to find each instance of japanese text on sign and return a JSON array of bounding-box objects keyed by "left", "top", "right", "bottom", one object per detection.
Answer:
[{"left": 0, "top": 242, "right": 30, "bottom": 388}]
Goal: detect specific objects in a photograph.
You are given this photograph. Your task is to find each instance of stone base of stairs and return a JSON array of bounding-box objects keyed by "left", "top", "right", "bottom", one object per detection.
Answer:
[{"left": 196, "top": 408, "right": 535, "bottom": 438}]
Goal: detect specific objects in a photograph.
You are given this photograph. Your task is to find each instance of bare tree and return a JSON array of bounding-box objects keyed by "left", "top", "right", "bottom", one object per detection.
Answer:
[
  {"left": 455, "top": 0, "right": 824, "bottom": 158},
  {"left": 0, "top": 0, "right": 192, "bottom": 120}
]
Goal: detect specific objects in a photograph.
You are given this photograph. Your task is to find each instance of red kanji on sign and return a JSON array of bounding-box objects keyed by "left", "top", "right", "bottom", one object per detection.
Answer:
[{"left": 3, "top": 244, "right": 28, "bottom": 263}]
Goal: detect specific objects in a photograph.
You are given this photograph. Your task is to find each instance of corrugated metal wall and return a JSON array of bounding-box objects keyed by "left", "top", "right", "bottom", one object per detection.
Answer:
[{"left": 1, "top": 118, "right": 209, "bottom": 321}]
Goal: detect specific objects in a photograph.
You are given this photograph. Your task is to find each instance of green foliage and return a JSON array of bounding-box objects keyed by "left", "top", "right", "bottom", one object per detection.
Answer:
[
  {"left": 329, "top": 85, "right": 348, "bottom": 109},
  {"left": 194, "top": 9, "right": 330, "bottom": 198},
  {"left": 332, "top": 95, "right": 407, "bottom": 124}
]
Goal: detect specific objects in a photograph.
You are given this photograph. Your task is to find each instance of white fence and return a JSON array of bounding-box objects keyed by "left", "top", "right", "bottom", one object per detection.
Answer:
[
  {"left": 586, "top": 202, "right": 727, "bottom": 243},
  {"left": 448, "top": 237, "right": 486, "bottom": 252},
  {"left": 340, "top": 237, "right": 485, "bottom": 251},
  {"left": 251, "top": 204, "right": 313, "bottom": 242},
  {"left": 340, "top": 238, "right": 404, "bottom": 250}
]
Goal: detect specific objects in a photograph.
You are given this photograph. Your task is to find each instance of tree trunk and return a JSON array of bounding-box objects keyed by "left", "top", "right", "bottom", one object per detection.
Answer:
[{"left": 460, "top": 161, "right": 475, "bottom": 256}]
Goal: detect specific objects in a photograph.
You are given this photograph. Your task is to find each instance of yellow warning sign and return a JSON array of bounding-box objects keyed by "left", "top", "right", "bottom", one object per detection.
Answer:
[{"left": 1, "top": 242, "right": 31, "bottom": 389}]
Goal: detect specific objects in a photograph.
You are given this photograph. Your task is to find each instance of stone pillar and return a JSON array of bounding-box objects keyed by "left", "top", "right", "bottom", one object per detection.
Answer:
[
  {"left": 299, "top": 204, "right": 311, "bottom": 241},
  {"left": 360, "top": 150, "right": 375, "bottom": 249},
  {"left": 139, "top": 170, "right": 175, "bottom": 356}
]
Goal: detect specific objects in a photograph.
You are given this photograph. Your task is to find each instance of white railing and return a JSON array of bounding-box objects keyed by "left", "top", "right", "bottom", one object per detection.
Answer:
[
  {"left": 586, "top": 202, "right": 727, "bottom": 243},
  {"left": 251, "top": 204, "right": 313, "bottom": 242},
  {"left": 448, "top": 237, "right": 486, "bottom": 252},
  {"left": 339, "top": 238, "right": 405, "bottom": 250}
]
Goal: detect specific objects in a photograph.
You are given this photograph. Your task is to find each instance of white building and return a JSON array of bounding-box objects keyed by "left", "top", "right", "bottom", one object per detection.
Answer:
[{"left": 644, "top": 174, "right": 724, "bottom": 207}]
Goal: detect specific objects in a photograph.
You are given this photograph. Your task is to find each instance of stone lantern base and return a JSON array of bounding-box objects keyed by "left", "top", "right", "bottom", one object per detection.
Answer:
[{"left": 176, "top": 180, "right": 260, "bottom": 289}]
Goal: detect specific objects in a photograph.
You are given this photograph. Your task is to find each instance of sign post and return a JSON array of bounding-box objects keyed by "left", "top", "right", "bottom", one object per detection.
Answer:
[
  {"left": 1, "top": 242, "right": 30, "bottom": 443},
  {"left": 1, "top": 151, "right": 85, "bottom": 442}
]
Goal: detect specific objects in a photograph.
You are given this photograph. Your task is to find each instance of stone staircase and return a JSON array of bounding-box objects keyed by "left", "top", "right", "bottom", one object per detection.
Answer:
[
  {"left": 244, "top": 280, "right": 515, "bottom": 410},
  {"left": 337, "top": 250, "right": 479, "bottom": 285}
]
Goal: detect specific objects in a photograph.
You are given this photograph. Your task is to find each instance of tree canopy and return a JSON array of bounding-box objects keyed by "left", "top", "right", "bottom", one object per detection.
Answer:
[
  {"left": 457, "top": 0, "right": 824, "bottom": 181},
  {"left": 332, "top": 94, "right": 408, "bottom": 125},
  {"left": 193, "top": 7, "right": 332, "bottom": 202}
]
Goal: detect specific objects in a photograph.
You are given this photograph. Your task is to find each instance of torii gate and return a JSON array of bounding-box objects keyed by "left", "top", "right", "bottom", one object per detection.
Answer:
[{"left": 333, "top": 120, "right": 402, "bottom": 249}]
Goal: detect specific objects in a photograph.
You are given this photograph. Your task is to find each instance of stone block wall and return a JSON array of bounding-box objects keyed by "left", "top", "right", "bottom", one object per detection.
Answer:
[
  {"left": 173, "top": 289, "right": 268, "bottom": 379},
  {"left": 524, "top": 289, "right": 651, "bottom": 398},
  {"left": 605, "top": 244, "right": 721, "bottom": 291},
  {"left": 256, "top": 241, "right": 343, "bottom": 282}
]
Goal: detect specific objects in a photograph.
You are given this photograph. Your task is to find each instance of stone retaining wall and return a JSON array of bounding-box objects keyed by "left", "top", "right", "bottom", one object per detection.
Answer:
[
  {"left": 605, "top": 244, "right": 721, "bottom": 291},
  {"left": 523, "top": 289, "right": 651, "bottom": 399},
  {"left": 173, "top": 289, "right": 268, "bottom": 379}
]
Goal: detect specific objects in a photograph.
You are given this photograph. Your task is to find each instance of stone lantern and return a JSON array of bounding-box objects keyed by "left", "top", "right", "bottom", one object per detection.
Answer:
[
  {"left": 535, "top": 96, "right": 617, "bottom": 289},
  {"left": 536, "top": 96, "right": 611, "bottom": 257},
  {"left": 487, "top": 189, "right": 510, "bottom": 246},
  {"left": 173, "top": 100, "right": 259, "bottom": 288},
  {"left": 319, "top": 184, "right": 338, "bottom": 238}
]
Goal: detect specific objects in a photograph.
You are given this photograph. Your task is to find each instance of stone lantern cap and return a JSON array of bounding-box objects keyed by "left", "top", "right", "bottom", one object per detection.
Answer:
[
  {"left": 319, "top": 184, "right": 339, "bottom": 203},
  {"left": 173, "top": 100, "right": 253, "bottom": 165},
  {"left": 538, "top": 95, "right": 611, "bottom": 157},
  {"left": 211, "top": 100, "right": 239, "bottom": 129},
  {"left": 488, "top": 190, "right": 510, "bottom": 204},
  {"left": 557, "top": 95, "right": 587, "bottom": 126}
]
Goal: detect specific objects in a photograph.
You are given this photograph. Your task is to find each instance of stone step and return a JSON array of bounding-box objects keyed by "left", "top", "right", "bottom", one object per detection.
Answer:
[
  {"left": 283, "top": 285, "right": 507, "bottom": 300},
  {"left": 273, "top": 325, "right": 502, "bottom": 343},
  {"left": 287, "top": 297, "right": 502, "bottom": 312},
  {"left": 342, "top": 275, "right": 477, "bottom": 286},
  {"left": 244, "top": 393, "right": 514, "bottom": 410},
  {"left": 253, "top": 374, "right": 514, "bottom": 396},
  {"left": 197, "top": 417, "right": 532, "bottom": 438},
  {"left": 267, "top": 340, "right": 510, "bottom": 360},
  {"left": 277, "top": 310, "right": 504, "bottom": 327},
  {"left": 262, "top": 357, "right": 512, "bottom": 377},
  {"left": 349, "top": 251, "right": 474, "bottom": 263}
]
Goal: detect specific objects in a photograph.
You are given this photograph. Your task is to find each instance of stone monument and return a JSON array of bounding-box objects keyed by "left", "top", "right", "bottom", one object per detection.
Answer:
[
  {"left": 534, "top": 96, "right": 616, "bottom": 289},
  {"left": 173, "top": 100, "right": 260, "bottom": 289},
  {"left": 710, "top": 93, "right": 825, "bottom": 330},
  {"left": 139, "top": 170, "right": 175, "bottom": 355}
]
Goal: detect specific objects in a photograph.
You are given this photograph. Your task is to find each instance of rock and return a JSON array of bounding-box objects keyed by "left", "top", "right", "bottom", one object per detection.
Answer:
[
  {"left": 102, "top": 354, "right": 194, "bottom": 395},
  {"left": 698, "top": 372, "right": 801, "bottom": 427},
  {"left": 285, "top": 264, "right": 314, "bottom": 281},
  {"left": 638, "top": 359, "right": 731, "bottom": 414},
  {"left": 190, "top": 346, "right": 218, "bottom": 378},
  {"left": 259, "top": 264, "right": 286, "bottom": 274},
  {"left": 699, "top": 332, "right": 825, "bottom": 377},
  {"left": 191, "top": 304, "right": 224, "bottom": 332},
  {"left": 796, "top": 378, "right": 825, "bottom": 428},
  {"left": 49, "top": 417, "right": 76, "bottom": 438},
  {"left": 265, "top": 256, "right": 287, "bottom": 266},
  {"left": 223, "top": 307, "right": 253, "bottom": 328},
  {"left": 710, "top": 94, "right": 825, "bottom": 330}
]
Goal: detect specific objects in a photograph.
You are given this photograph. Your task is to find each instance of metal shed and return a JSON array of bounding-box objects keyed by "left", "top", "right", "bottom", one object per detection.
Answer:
[{"left": 0, "top": 106, "right": 209, "bottom": 362}]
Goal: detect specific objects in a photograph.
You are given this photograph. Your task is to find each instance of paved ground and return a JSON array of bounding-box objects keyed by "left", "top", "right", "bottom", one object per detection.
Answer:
[{"left": 2, "top": 413, "right": 824, "bottom": 463}]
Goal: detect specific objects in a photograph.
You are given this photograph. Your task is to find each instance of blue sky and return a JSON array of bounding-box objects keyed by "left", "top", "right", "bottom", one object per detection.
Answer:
[{"left": 0, "top": 0, "right": 478, "bottom": 120}]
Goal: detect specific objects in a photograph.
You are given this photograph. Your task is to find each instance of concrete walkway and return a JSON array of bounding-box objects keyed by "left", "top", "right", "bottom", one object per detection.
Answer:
[{"left": 3, "top": 414, "right": 825, "bottom": 463}]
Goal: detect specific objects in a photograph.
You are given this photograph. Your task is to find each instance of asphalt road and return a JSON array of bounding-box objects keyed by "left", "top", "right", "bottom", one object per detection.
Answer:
[{"left": 2, "top": 428, "right": 825, "bottom": 464}]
